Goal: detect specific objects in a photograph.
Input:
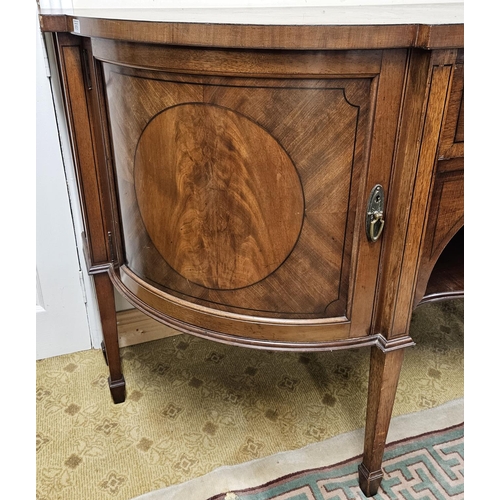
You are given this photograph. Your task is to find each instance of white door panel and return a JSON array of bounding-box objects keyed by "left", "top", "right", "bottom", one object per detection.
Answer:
[{"left": 36, "top": 24, "right": 91, "bottom": 359}]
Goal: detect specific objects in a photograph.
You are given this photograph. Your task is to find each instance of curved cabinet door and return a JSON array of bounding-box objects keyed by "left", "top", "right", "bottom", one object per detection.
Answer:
[{"left": 96, "top": 42, "right": 406, "bottom": 344}]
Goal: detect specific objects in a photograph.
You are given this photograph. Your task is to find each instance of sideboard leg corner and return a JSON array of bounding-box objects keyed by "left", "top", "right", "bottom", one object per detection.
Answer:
[
  {"left": 359, "top": 346, "right": 405, "bottom": 497},
  {"left": 108, "top": 375, "right": 126, "bottom": 404},
  {"left": 358, "top": 462, "right": 383, "bottom": 497}
]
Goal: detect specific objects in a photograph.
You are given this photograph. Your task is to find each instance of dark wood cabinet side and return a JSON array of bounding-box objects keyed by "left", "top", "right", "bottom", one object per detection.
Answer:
[
  {"left": 53, "top": 32, "right": 126, "bottom": 401},
  {"left": 53, "top": 33, "right": 114, "bottom": 272}
]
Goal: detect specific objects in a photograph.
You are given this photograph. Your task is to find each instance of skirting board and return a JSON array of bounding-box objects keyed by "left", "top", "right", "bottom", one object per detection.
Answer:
[{"left": 117, "top": 308, "right": 180, "bottom": 348}]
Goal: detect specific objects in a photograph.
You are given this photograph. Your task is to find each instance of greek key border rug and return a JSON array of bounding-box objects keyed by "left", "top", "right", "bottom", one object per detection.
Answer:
[
  {"left": 134, "top": 399, "right": 464, "bottom": 500},
  {"left": 209, "top": 424, "right": 464, "bottom": 500}
]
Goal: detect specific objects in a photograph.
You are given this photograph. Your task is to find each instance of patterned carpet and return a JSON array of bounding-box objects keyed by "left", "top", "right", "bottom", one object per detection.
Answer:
[
  {"left": 208, "top": 424, "right": 464, "bottom": 500},
  {"left": 36, "top": 299, "right": 463, "bottom": 500}
]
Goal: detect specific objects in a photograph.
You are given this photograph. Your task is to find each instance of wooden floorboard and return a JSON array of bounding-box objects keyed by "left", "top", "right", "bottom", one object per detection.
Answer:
[{"left": 117, "top": 308, "right": 179, "bottom": 347}]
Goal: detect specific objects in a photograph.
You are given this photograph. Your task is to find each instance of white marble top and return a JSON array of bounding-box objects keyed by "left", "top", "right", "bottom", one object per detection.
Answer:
[{"left": 40, "top": 4, "right": 464, "bottom": 26}]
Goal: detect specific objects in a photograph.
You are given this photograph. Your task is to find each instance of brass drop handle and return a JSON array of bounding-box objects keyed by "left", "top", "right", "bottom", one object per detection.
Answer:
[
  {"left": 366, "top": 185, "right": 385, "bottom": 242},
  {"left": 369, "top": 212, "right": 385, "bottom": 242}
]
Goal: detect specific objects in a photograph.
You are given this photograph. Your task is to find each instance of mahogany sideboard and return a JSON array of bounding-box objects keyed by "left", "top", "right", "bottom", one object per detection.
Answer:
[{"left": 39, "top": 8, "right": 464, "bottom": 496}]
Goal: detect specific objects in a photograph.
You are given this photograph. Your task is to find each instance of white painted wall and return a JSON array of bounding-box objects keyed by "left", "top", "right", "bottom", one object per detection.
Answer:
[{"left": 39, "top": 0, "right": 73, "bottom": 9}]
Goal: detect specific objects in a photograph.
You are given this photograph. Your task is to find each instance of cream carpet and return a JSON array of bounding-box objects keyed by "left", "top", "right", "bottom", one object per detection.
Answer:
[
  {"left": 132, "top": 398, "right": 464, "bottom": 499},
  {"left": 36, "top": 299, "right": 463, "bottom": 500}
]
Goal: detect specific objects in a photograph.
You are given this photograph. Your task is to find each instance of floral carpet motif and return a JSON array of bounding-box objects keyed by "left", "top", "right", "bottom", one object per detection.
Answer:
[{"left": 36, "top": 300, "right": 463, "bottom": 500}]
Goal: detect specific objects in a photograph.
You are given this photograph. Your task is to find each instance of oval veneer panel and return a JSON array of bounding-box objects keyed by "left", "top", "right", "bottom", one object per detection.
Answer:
[{"left": 135, "top": 103, "right": 304, "bottom": 290}]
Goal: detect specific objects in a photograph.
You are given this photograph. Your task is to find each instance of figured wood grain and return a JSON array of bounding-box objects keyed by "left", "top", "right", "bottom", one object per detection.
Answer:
[
  {"left": 103, "top": 61, "right": 373, "bottom": 320},
  {"left": 135, "top": 103, "right": 304, "bottom": 290}
]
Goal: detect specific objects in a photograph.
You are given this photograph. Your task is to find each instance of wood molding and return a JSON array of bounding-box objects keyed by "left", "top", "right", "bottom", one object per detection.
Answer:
[{"left": 39, "top": 13, "right": 463, "bottom": 50}]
